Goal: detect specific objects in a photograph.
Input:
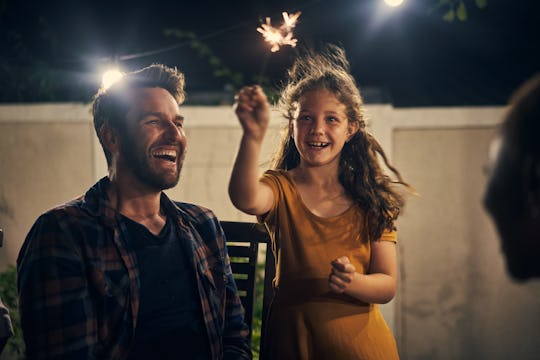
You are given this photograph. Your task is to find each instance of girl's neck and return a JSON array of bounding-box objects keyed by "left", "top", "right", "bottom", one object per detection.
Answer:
[
  {"left": 288, "top": 166, "right": 353, "bottom": 218},
  {"left": 290, "top": 163, "right": 340, "bottom": 188}
]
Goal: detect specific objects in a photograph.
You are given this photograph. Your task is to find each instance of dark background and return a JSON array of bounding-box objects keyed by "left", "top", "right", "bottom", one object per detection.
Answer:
[{"left": 1, "top": 0, "right": 539, "bottom": 106}]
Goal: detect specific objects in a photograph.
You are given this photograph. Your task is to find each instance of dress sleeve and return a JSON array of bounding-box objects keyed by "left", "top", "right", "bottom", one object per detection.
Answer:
[
  {"left": 256, "top": 170, "right": 281, "bottom": 225},
  {"left": 379, "top": 229, "right": 397, "bottom": 243}
]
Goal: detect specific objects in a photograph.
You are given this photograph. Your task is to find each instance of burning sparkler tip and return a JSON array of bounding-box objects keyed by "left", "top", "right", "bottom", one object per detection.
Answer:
[{"left": 257, "top": 11, "right": 301, "bottom": 53}]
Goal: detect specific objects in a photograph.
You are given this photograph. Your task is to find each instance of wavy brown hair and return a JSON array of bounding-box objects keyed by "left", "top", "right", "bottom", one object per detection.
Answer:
[{"left": 272, "top": 45, "right": 410, "bottom": 241}]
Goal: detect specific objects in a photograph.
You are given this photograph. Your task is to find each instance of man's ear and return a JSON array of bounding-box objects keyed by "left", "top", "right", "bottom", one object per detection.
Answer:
[
  {"left": 523, "top": 155, "right": 540, "bottom": 216},
  {"left": 100, "top": 123, "right": 120, "bottom": 155}
]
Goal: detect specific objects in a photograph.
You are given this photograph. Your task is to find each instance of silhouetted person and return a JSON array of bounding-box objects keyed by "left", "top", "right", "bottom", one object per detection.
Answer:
[{"left": 484, "top": 73, "right": 540, "bottom": 281}]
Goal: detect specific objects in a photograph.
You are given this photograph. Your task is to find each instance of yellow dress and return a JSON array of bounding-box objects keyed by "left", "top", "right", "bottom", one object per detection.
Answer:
[{"left": 260, "top": 170, "right": 400, "bottom": 360}]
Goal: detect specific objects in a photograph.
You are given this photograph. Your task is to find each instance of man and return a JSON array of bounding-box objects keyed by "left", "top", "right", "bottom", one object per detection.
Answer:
[
  {"left": 17, "top": 64, "right": 251, "bottom": 359},
  {"left": 484, "top": 73, "right": 540, "bottom": 281}
]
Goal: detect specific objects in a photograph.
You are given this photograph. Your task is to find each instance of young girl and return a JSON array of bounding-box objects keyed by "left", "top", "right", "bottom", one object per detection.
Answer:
[{"left": 229, "top": 45, "right": 409, "bottom": 359}]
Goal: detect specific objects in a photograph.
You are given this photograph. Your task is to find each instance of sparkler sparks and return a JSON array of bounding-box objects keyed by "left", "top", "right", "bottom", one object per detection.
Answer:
[{"left": 257, "top": 11, "right": 301, "bottom": 52}]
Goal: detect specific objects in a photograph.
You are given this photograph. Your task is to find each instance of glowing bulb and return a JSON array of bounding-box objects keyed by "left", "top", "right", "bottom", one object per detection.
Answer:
[
  {"left": 101, "top": 69, "right": 124, "bottom": 89},
  {"left": 384, "top": 0, "right": 404, "bottom": 7}
]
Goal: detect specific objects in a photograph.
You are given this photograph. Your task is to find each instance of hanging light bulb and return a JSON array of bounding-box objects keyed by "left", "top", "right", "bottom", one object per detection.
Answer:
[
  {"left": 384, "top": 0, "right": 404, "bottom": 7},
  {"left": 101, "top": 69, "right": 124, "bottom": 89}
]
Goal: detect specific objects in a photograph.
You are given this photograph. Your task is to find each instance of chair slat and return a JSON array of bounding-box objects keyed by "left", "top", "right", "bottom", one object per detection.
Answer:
[
  {"left": 230, "top": 262, "right": 255, "bottom": 275},
  {"left": 228, "top": 246, "right": 256, "bottom": 258},
  {"left": 221, "top": 220, "right": 273, "bottom": 352},
  {"left": 232, "top": 277, "right": 250, "bottom": 290}
]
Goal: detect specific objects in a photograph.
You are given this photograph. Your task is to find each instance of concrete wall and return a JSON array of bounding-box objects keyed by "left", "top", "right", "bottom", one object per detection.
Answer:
[{"left": 1, "top": 103, "right": 539, "bottom": 359}]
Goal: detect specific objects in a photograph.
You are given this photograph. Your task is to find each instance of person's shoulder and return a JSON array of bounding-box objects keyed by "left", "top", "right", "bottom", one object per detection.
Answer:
[
  {"left": 263, "top": 169, "right": 286, "bottom": 178},
  {"left": 19, "top": 196, "right": 90, "bottom": 265},
  {"left": 261, "top": 169, "right": 295, "bottom": 192},
  {"left": 172, "top": 202, "right": 224, "bottom": 244},
  {"left": 35, "top": 195, "right": 87, "bottom": 223},
  {"left": 173, "top": 201, "right": 218, "bottom": 224},
  {"left": 261, "top": 169, "right": 290, "bottom": 184},
  {"left": 22, "top": 196, "right": 95, "bottom": 248}
]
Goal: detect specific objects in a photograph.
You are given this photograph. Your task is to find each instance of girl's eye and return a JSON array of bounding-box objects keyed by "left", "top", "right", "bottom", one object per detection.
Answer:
[
  {"left": 299, "top": 115, "right": 311, "bottom": 121},
  {"left": 327, "top": 116, "right": 337, "bottom": 122}
]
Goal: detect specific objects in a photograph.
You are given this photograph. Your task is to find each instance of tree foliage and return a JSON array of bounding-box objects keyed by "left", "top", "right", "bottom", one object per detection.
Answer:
[
  {"left": 164, "top": 29, "right": 280, "bottom": 102},
  {"left": 0, "top": 265, "right": 24, "bottom": 359},
  {"left": 0, "top": 0, "right": 490, "bottom": 102},
  {"left": 431, "top": 0, "right": 488, "bottom": 22}
]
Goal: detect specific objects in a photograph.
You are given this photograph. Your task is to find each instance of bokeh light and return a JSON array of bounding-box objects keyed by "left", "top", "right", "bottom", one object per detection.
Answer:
[
  {"left": 101, "top": 69, "right": 124, "bottom": 89},
  {"left": 383, "top": 0, "right": 404, "bottom": 7}
]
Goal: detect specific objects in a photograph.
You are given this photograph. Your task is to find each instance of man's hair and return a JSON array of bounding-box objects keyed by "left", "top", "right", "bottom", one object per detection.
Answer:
[
  {"left": 504, "top": 73, "right": 540, "bottom": 156},
  {"left": 92, "top": 64, "right": 186, "bottom": 167}
]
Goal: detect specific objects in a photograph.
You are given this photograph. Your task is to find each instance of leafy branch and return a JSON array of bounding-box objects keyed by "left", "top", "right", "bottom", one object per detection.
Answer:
[
  {"left": 431, "top": 0, "right": 488, "bottom": 22},
  {"left": 0, "top": 265, "right": 24, "bottom": 358},
  {"left": 163, "top": 29, "right": 279, "bottom": 102}
]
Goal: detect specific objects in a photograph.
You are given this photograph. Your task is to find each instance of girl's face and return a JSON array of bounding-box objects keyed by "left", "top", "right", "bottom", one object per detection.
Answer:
[{"left": 291, "top": 88, "right": 356, "bottom": 169}]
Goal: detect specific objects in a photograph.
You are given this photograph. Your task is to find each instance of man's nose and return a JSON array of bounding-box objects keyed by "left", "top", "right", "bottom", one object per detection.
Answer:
[{"left": 163, "top": 120, "right": 183, "bottom": 141}]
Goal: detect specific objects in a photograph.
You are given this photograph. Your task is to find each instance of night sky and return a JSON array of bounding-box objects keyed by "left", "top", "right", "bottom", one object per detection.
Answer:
[{"left": 1, "top": 0, "right": 539, "bottom": 106}]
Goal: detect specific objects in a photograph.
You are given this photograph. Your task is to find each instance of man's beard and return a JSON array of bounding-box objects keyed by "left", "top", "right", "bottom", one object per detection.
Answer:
[{"left": 120, "top": 132, "right": 182, "bottom": 191}]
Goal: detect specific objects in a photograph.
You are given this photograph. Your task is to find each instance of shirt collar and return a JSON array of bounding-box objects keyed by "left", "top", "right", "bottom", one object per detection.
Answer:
[{"left": 80, "top": 176, "right": 196, "bottom": 226}]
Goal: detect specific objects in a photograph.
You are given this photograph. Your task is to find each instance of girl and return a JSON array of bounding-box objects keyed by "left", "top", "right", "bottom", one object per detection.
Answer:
[{"left": 229, "top": 45, "right": 409, "bottom": 359}]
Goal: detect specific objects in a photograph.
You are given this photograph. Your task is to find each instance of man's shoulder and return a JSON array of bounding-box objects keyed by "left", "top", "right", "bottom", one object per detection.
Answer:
[
  {"left": 34, "top": 196, "right": 78, "bottom": 218},
  {"left": 18, "top": 196, "right": 96, "bottom": 266},
  {"left": 38, "top": 196, "right": 89, "bottom": 221},
  {"left": 171, "top": 201, "right": 224, "bottom": 240},
  {"left": 172, "top": 201, "right": 217, "bottom": 223}
]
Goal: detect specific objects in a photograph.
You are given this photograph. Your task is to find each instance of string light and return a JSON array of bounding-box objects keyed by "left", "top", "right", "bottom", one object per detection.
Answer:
[
  {"left": 257, "top": 12, "right": 301, "bottom": 52},
  {"left": 383, "top": 0, "right": 404, "bottom": 7},
  {"left": 101, "top": 69, "right": 124, "bottom": 89}
]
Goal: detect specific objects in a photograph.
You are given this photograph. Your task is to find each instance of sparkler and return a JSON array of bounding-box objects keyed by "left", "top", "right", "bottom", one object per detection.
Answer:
[{"left": 257, "top": 11, "right": 301, "bottom": 52}]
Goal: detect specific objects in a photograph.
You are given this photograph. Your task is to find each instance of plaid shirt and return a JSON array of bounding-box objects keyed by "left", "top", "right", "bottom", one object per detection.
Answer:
[{"left": 17, "top": 177, "right": 251, "bottom": 359}]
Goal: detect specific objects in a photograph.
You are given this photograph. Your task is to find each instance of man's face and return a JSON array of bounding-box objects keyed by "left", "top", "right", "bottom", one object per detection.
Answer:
[
  {"left": 118, "top": 87, "right": 186, "bottom": 191},
  {"left": 483, "top": 133, "right": 538, "bottom": 280}
]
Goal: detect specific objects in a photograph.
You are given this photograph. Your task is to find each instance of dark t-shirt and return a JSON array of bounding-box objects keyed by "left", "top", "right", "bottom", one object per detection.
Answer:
[{"left": 123, "top": 215, "right": 210, "bottom": 360}]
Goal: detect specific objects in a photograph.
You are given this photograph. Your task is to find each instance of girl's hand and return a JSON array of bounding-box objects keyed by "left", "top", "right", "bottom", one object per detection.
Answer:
[
  {"left": 234, "top": 85, "right": 270, "bottom": 142},
  {"left": 328, "top": 256, "right": 357, "bottom": 294}
]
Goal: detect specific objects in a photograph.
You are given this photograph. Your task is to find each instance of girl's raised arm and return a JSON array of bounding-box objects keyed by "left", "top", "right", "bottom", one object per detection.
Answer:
[{"left": 228, "top": 85, "right": 274, "bottom": 216}]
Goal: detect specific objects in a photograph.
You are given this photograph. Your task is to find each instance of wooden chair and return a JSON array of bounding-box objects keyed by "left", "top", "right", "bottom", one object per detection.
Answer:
[{"left": 220, "top": 221, "right": 275, "bottom": 350}]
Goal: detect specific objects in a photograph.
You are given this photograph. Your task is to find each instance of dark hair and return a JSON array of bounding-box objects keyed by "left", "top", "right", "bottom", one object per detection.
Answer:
[
  {"left": 273, "top": 45, "right": 410, "bottom": 241},
  {"left": 92, "top": 64, "right": 186, "bottom": 167},
  {"left": 504, "top": 73, "right": 540, "bottom": 157}
]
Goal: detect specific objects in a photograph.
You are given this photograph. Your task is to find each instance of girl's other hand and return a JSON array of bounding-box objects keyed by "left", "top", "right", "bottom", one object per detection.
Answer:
[
  {"left": 328, "top": 256, "right": 357, "bottom": 294},
  {"left": 234, "top": 85, "right": 270, "bottom": 142}
]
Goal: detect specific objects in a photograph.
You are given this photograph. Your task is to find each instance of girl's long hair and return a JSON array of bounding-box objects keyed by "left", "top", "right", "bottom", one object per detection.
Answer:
[{"left": 272, "top": 44, "right": 410, "bottom": 241}]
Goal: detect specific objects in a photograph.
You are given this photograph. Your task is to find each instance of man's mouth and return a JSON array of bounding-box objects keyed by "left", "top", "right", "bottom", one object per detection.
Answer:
[
  {"left": 152, "top": 149, "right": 178, "bottom": 163},
  {"left": 307, "top": 142, "right": 330, "bottom": 148}
]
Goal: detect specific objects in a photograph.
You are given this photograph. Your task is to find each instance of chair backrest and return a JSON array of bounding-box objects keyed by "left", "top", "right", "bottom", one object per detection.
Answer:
[{"left": 220, "top": 221, "right": 275, "bottom": 350}]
